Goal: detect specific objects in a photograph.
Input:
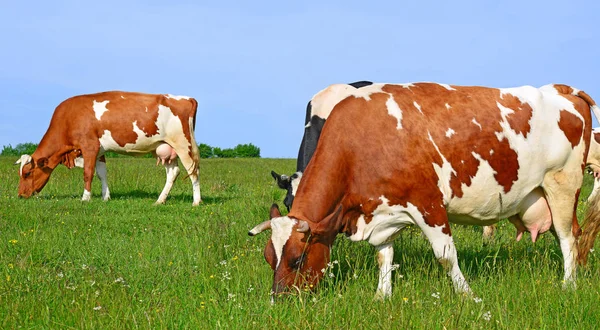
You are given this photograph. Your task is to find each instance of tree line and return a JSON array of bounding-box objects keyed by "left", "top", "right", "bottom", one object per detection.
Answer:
[{"left": 1, "top": 142, "right": 260, "bottom": 158}]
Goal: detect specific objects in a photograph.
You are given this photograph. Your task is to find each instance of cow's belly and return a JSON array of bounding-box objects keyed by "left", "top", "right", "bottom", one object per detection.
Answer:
[{"left": 99, "top": 129, "right": 164, "bottom": 155}]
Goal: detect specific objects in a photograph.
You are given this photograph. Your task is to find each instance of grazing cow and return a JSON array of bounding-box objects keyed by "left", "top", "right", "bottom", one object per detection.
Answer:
[
  {"left": 15, "top": 91, "right": 201, "bottom": 205},
  {"left": 250, "top": 82, "right": 600, "bottom": 300},
  {"left": 271, "top": 81, "right": 373, "bottom": 211}
]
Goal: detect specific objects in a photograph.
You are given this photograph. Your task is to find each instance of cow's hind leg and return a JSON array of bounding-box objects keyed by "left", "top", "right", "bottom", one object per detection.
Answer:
[
  {"left": 95, "top": 156, "right": 110, "bottom": 201},
  {"left": 171, "top": 146, "right": 201, "bottom": 206},
  {"left": 416, "top": 208, "right": 472, "bottom": 295},
  {"left": 543, "top": 170, "right": 582, "bottom": 288},
  {"left": 155, "top": 159, "right": 180, "bottom": 205}
]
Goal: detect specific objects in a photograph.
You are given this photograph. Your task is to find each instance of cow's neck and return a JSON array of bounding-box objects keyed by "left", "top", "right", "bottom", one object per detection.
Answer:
[
  {"left": 288, "top": 157, "right": 347, "bottom": 226},
  {"left": 33, "top": 128, "right": 69, "bottom": 164}
]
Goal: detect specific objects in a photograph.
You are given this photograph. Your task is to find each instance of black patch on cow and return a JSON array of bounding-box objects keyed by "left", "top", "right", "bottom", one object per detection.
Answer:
[{"left": 348, "top": 81, "right": 373, "bottom": 89}]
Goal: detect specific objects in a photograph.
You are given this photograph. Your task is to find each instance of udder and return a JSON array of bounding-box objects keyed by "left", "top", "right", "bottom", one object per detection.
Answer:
[
  {"left": 508, "top": 188, "right": 552, "bottom": 242},
  {"left": 155, "top": 143, "right": 178, "bottom": 165}
]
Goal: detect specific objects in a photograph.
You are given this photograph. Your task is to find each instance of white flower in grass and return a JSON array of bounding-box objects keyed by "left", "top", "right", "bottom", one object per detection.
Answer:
[
  {"left": 474, "top": 297, "right": 483, "bottom": 303},
  {"left": 57, "top": 272, "right": 64, "bottom": 278},
  {"left": 93, "top": 306, "right": 102, "bottom": 311},
  {"left": 328, "top": 272, "right": 334, "bottom": 278},
  {"left": 219, "top": 260, "right": 227, "bottom": 266},
  {"left": 227, "top": 293, "right": 236, "bottom": 301},
  {"left": 247, "top": 285, "right": 254, "bottom": 292},
  {"left": 352, "top": 273, "right": 359, "bottom": 279},
  {"left": 391, "top": 264, "right": 400, "bottom": 271},
  {"left": 82, "top": 264, "right": 88, "bottom": 270},
  {"left": 482, "top": 311, "right": 491, "bottom": 321},
  {"left": 431, "top": 292, "right": 440, "bottom": 299},
  {"left": 114, "top": 277, "right": 125, "bottom": 284}
]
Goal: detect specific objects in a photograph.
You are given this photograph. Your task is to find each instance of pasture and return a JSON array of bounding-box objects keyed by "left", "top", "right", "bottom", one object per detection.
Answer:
[{"left": 1, "top": 156, "right": 599, "bottom": 329}]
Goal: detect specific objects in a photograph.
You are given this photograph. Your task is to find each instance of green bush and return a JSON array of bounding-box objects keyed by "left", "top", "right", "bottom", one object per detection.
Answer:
[
  {"left": 1, "top": 142, "right": 261, "bottom": 159},
  {"left": 199, "top": 143, "right": 214, "bottom": 158},
  {"left": 1, "top": 143, "right": 38, "bottom": 156}
]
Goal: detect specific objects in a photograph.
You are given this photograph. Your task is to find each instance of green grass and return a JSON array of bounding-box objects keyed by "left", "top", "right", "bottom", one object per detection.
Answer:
[{"left": 1, "top": 156, "right": 599, "bottom": 329}]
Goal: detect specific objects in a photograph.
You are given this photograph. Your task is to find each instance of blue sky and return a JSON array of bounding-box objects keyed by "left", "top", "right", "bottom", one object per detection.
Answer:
[{"left": 1, "top": 0, "right": 598, "bottom": 158}]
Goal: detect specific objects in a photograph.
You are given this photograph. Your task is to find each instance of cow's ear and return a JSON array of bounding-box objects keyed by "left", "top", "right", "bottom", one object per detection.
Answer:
[
  {"left": 36, "top": 157, "right": 49, "bottom": 168},
  {"left": 270, "top": 203, "right": 282, "bottom": 219},
  {"left": 313, "top": 204, "right": 344, "bottom": 236},
  {"left": 271, "top": 170, "right": 291, "bottom": 189}
]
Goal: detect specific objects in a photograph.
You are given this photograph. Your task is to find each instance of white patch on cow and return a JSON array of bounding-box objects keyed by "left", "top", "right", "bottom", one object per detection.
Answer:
[
  {"left": 82, "top": 189, "right": 91, "bottom": 201},
  {"left": 400, "top": 83, "right": 414, "bottom": 89},
  {"left": 121, "top": 95, "right": 125, "bottom": 99},
  {"left": 270, "top": 216, "right": 297, "bottom": 268},
  {"left": 386, "top": 96, "right": 403, "bottom": 129},
  {"left": 413, "top": 101, "right": 423, "bottom": 115},
  {"left": 349, "top": 197, "right": 419, "bottom": 246},
  {"left": 309, "top": 84, "right": 386, "bottom": 120},
  {"left": 490, "top": 149, "right": 494, "bottom": 155},
  {"left": 471, "top": 118, "right": 482, "bottom": 130},
  {"left": 439, "top": 84, "right": 456, "bottom": 91},
  {"left": 445, "top": 103, "right": 451, "bottom": 110},
  {"left": 445, "top": 128, "right": 455, "bottom": 138},
  {"left": 93, "top": 100, "right": 110, "bottom": 121},
  {"left": 291, "top": 172, "right": 303, "bottom": 196},
  {"left": 497, "top": 101, "right": 515, "bottom": 118},
  {"left": 166, "top": 94, "right": 190, "bottom": 100},
  {"left": 427, "top": 132, "right": 456, "bottom": 204}
]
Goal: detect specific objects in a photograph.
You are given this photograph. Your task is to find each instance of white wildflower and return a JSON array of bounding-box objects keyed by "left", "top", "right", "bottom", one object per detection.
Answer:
[
  {"left": 82, "top": 264, "right": 88, "bottom": 270},
  {"left": 57, "top": 272, "right": 64, "bottom": 278},
  {"left": 431, "top": 292, "right": 440, "bottom": 299},
  {"left": 93, "top": 306, "right": 102, "bottom": 311},
  {"left": 482, "top": 311, "right": 491, "bottom": 321},
  {"left": 474, "top": 297, "right": 483, "bottom": 303}
]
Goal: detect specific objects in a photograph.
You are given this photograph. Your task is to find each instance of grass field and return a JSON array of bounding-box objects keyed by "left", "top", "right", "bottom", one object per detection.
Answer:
[{"left": 1, "top": 156, "right": 599, "bottom": 329}]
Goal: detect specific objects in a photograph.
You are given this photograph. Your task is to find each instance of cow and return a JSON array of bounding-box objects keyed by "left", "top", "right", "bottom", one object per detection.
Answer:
[
  {"left": 250, "top": 82, "right": 600, "bottom": 300},
  {"left": 15, "top": 91, "right": 202, "bottom": 205},
  {"left": 271, "top": 81, "right": 374, "bottom": 211}
]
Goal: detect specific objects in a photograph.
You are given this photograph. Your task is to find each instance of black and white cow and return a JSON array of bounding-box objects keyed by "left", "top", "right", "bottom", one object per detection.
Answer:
[{"left": 271, "top": 81, "right": 373, "bottom": 210}]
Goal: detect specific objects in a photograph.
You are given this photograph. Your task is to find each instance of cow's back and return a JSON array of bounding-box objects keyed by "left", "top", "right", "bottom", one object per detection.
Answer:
[{"left": 293, "top": 83, "right": 591, "bottom": 224}]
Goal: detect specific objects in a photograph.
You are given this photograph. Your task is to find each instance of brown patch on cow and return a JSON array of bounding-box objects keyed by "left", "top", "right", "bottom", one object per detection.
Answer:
[
  {"left": 594, "top": 132, "right": 600, "bottom": 144},
  {"left": 557, "top": 110, "right": 584, "bottom": 148},
  {"left": 498, "top": 93, "right": 533, "bottom": 138}
]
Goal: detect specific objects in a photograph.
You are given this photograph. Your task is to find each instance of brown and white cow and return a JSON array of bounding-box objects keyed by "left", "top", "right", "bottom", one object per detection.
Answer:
[
  {"left": 15, "top": 91, "right": 202, "bottom": 205},
  {"left": 250, "top": 82, "right": 600, "bottom": 300}
]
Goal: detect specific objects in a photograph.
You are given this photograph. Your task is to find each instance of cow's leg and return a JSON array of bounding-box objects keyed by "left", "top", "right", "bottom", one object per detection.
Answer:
[
  {"left": 95, "top": 156, "right": 110, "bottom": 201},
  {"left": 482, "top": 225, "right": 496, "bottom": 241},
  {"left": 417, "top": 210, "right": 472, "bottom": 295},
  {"left": 171, "top": 145, "right": 201, "bottom": 206},
  {"left": 375, "top": 242, "right": 394, "bottom": 300},
  {"left": 543, "top": 170, "right": 582, "bottom": 288},
  {"left": 81, "top": 150, "right": 99, "bottom": 202},
  {"left": 155, "top": 159, "right": 180, "bottom": 205}
]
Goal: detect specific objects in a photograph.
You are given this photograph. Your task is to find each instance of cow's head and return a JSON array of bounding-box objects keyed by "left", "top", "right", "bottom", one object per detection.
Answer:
[
  {"left": 15, "top": 149, "right": 80, "bottom": 198},
  {"left": 15, "top": 155, "right": 54, "bottom": 198},
  {"left": 270, "top": 171, "right": 303, "bottom": 211},
  {"left": 249, "top": 204, "right": 342, "bottom": 299}
]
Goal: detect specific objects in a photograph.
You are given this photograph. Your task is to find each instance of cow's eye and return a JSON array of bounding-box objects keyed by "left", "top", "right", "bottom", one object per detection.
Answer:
[
  {"left": 290, "top": 253, "right": 305, "bottom": 270},
  {"left": 23, "top": 172, "right": 31, "bottom": 178}
]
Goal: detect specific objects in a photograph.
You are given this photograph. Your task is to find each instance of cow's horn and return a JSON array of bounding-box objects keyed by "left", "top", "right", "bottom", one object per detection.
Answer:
[
  {"left": 296, "top": 220, "right": 310, "bottom": 233},
  {"left": 248, "top": 220, "right": 272, "bottom": 236},
  {"left": 15, "top": 155, "right": 32, "bottom": 176}
]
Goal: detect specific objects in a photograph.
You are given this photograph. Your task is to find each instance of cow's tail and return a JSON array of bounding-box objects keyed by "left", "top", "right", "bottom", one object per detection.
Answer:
[
  {"left": 187, "top": 98, "right": 201, "bottom": 176},
  {"left": 559, "top": 84, "right": 600, "bottom": 264}
]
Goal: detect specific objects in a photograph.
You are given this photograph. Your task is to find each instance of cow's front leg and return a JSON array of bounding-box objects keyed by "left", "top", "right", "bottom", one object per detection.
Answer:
[
  {"left": 81, "top": 153, "right": 98, "bottom": 202},
  {"left": 418, "top": 210, "right": 472, "bottom": 295},
  {"left": 375, "top": 242, "right": 394, "bottom": 300}
]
